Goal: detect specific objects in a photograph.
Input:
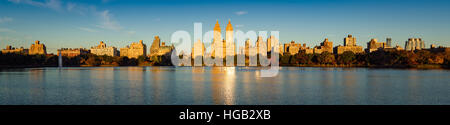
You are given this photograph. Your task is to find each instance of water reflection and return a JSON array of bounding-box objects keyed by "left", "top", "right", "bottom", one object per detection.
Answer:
[
  {"left": 0, "top": 67, "right": 449, "bottom": 105},
  {"left": 192, "top": 67, "right": 205, "bottom": 104},
  {"left": 210, "top": 67, "right": 236, "bottom": 105},
  {"left": 29, "top": 69, "right": 45, "bottom": 104},
  {"left": 223, "top": 67, "right": 236, "bottom": 105}
]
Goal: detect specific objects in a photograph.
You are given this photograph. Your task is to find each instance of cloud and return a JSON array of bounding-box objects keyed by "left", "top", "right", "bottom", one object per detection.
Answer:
[
  {"left": 154, "top": 18, "right": 161, "bottom": 21},
  {"left": 235, "top": 11, "right": 248, "bottom": 16},
  {"left": 8, "top": 0, "right": 63, "bottom": 11},
  {"left": 96, "top": 10, "right": 122, "bottom": 31},
  {"left": 9, "top": 0, "right": 128, "bottom": 32},
  {"left": 0, "top": 28, "right": 16, "bottom": 33},
  {"left": 77, "top": 27, "right": 98, "bottom": 33},
  {"left": 65, "top": 3, "right": 124, "bottom": 32},
  {"left": 0, "top": 17, "right": 13, "bottom": 23},
  {"left": 66, "top": 2, "right": 76, "bottom": 11},
  {"left": 126, "top": 30, "right": 136, "bottom": 35},
  {"left": 66, "top": 2, "right": 96, "bottom": 15}
]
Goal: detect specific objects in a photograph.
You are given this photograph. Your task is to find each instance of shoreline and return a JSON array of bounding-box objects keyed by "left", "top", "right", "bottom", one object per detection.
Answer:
[
  {"left": 1, "top": 64, "right": 448, "bottom": 70},
  {"left": 282, "top": 64, "right": 449, "bottom": 69}
]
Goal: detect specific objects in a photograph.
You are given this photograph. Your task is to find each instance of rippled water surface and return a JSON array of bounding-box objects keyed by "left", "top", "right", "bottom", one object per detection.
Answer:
[{"left": 0, "top": 67, "right": 449, "bottom": 105}]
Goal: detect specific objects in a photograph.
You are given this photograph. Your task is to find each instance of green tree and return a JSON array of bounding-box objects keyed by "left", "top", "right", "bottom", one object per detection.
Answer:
[
  {"left": 337, "top": 51, "right": 356, "bottom": 65},
  {"left": 85, "top": 56, "right": 100, "bottom": 66},
  {"left": 115, "top": 56, "right": 130, "bottom": 66},
  {"left": 415, "top": 50, "right": 431, "bottom": 64},
  {"left": 315, "top": 52, "right": 335, "bottom": 64},
  {"left": 294, "top": 51, "right": 314, "bottom": 64},
  {"left": 280, "top": 53, "right": 291, "bottom": 65}
]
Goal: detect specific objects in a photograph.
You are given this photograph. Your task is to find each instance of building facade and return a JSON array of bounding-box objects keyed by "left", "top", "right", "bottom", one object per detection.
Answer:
[
  {"left": 29, "top": 40, "right": 46, "bottom": 55},
  {"left": 284, "top": 41, "right": 312, "bottom": 55},
  {"left": 210, "top": 20, "right": 237, "bottom": 59},
  {"left": 386, "top": 38, "right": 392, "bottom": 48},
  {"left": 90, "top": 41, "right": 119, "bottom": 57},
  {"left": 344, "top": 34, "right": 357, "bottom": 46},
  {"left": 313, "top": 38, "right": 333, "bottom": 54},
  {"left": 284, "top": 41, "right": 301, "bottom": 55},
  {"left": 1, "top": 45, "right": 28, "bottom": 54},
  {"left": 120, "top": 40, "right": 147, "bottom": 58},
  {"left": 429, "top": 46, "right": 450, "bottom": 53},
  {"left": 149, "top": 36, "right": 174, "bottom": 56},
  {"left": 256, "top": 36, "right": 267, "bottom": 56},
  {"left": 405, "top": 38, "right": 425, "bottom": 51},
  {"left": 267, "top": 36, "right": 272, "bottom": 53},
  {"left": 211, "top": 20, "right": 225, "bottom": 59},
  {"left": 366, "top": 38, "right": 386, "bottom": 53},
  {"left": 382, "top": 45, "right": 404, "bottom": 52},
  {"left": 245, "top": 39, "right": 250, "bottom": 57},
  {"left": 334, "top": 35, "right": 364, "bottom": 54},
  {"left": 58, "top": 48, "right": 89, "bottom": 57},
  {"left": 225, "top": 20, "right": 236, "bottom": 57},
  {"left": 192, "top": 39, "right": 205, "bottom": 58}
]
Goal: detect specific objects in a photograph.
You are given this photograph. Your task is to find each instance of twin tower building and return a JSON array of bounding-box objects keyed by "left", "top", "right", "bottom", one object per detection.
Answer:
[
  {"left": 192, "top": 20, "right": 276, "bottom": 62},
  {"left": 211, "top": 20, "right": 236, "bottom": 59}
]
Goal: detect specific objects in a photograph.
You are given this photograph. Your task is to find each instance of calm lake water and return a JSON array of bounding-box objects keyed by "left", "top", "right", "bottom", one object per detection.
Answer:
[{"left": 0, "top": 67, "right": 449, "bottom": 105}]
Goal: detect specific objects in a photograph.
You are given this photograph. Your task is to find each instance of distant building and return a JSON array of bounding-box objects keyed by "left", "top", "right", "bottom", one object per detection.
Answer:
[
  {"left": 1, "top": 45, "right": 28, "bottom": 54},
  {"left": 256, "top": 36, "right": 267, "bottom": 56},
  {"left": 429, "top": 46, "right": 450, "bottom": 53},
  {"left": 344, "top": 34, "right": 357, "bottom": 46},
  {"left": 365, "top": 38, "right": 386, "bottom": 53},
  {"left": 266, "top": 35, "right": 282, "bottom": 54},
  {"left": 211, "top": 20, "right": 226, "bottom": 59},
  {"left": 29, "top": 40, "right": 46, "bottom": 55},
  {"left": 430, "top": 44, "right": 436, "bottom": 49},
  {"left": 90, "top": 41, "right": 119, "bottom": 57},
  {"left": 333, "top": 35, "right": 364, "bottom": 54},
  {"left": 208, "top": 20, "right": 238, "bottom": 60},
  {"left": 192, "top": 39, "right": 205, "bottom": 58},
  {"left": 284, "top": 41, "right": 300, "bottom": 55},
  {"left": 267, "top": 36, "right": 274, "bottom": 53},
  {"left": 381, "top": 45, "right": 404, "bottom": 52},
  {"left": 283, "top": 41, "right": 313, "bottom": 55},
  {"left": 248, "top": 46, "right": 258, "bottom": 57},
  {"left": 278, "top": 45, "right": 285, "bottom": 55},
  {"left": 245, "top": 39, "right": 250, "bottom": 57},
  {"left": 58, "top": 48, "right": 89, "bottom": 57},
  {"left": 149, "top": 36, "right": 174, "bottom": 56},
  {"left": 304, "top": 46, "right": 313, "bottom": 54},
  {"left": 225, "top": 20, "right": 236, "bottom": 58},
  {"left": 239, "top": 46, "right": 244, "bottom": 55},
  {"left": 120, "top": 40, "right": 147, "bottom": 58},
  {"left": 405, "top": 38, "right": 425, "bottom": 51},
  {"left": 386, "top": 38, "right": 392, "bottom": 48},
  {"left": 313, "top": 38, "right": 333, "bottom": 54}
]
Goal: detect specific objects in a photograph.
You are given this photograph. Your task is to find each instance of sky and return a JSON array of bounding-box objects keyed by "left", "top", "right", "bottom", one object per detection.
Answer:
[{"left": 0, "top": 0, "right": 450, "bottom": 54}]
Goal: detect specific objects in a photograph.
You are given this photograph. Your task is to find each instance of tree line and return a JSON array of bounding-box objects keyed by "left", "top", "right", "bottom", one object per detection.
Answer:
[
  {"left": 1, "top": 49, "right": 449, "bottom": 68},
  {"left": 0, "top": 53, "right": 172, "bottom": 68},
  {"left": 279, "top": 50, "right": 450, "bottom": 68}
]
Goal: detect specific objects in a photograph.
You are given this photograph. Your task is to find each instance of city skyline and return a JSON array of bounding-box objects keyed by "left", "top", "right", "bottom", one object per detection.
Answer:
[{"left": 1, "top": 0, "right": 450, "bottom": 54}]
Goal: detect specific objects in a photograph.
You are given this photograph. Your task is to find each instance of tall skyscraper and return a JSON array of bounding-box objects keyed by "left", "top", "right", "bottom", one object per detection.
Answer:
[
  {"left": 405, "top": 38, "right": 425, "bottom": 51},
  {"left": 344, "top": 35, "right": 357, "bottom": 46},
  {"left": 225, "top": 20, "right": 235, "bottom": 57},
  {"left": 225, "top": 20, "right": 235, "bottom": 66},
  {"left": 212, "top": 20, "right": 224, "bottom": 59},
  {"left": 267, "top": 36, "right": 272, "bottom": 52},
  {"left": 386, "top": 38, "right": 392, "bottom": 48},
  {"left": 29, "top": 40, "right": 47, "bottom": 55}
]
